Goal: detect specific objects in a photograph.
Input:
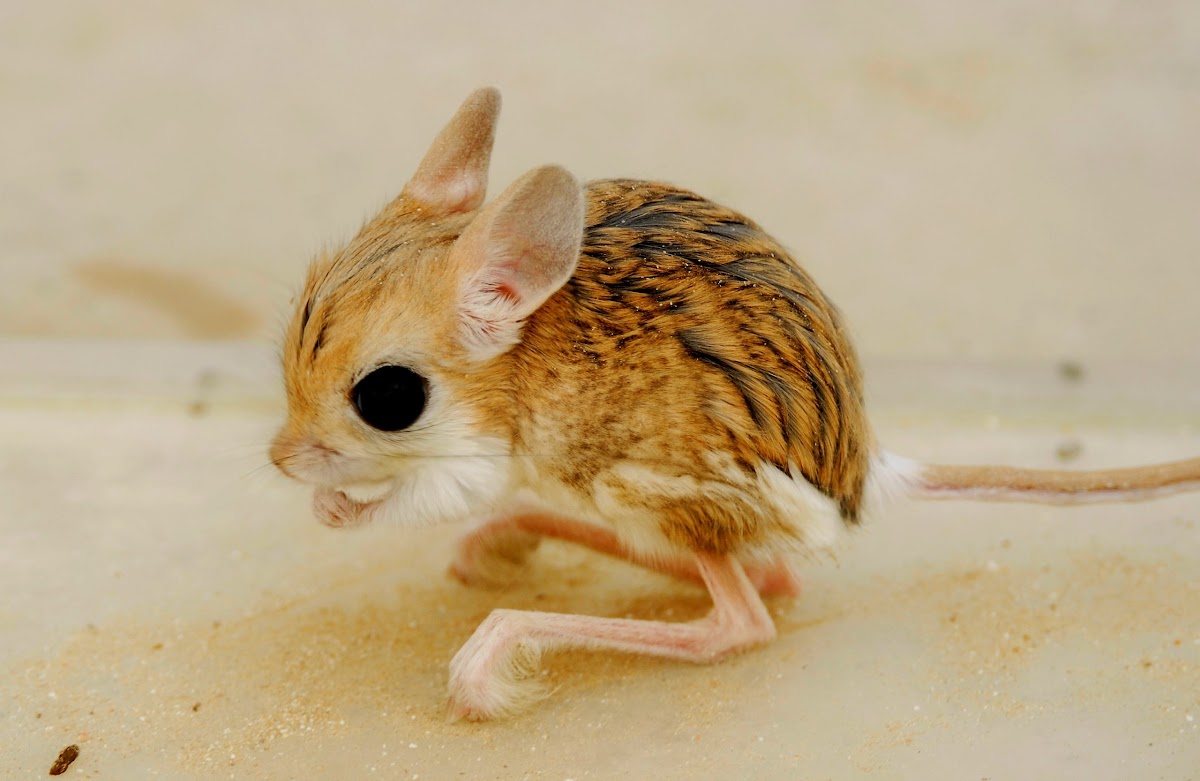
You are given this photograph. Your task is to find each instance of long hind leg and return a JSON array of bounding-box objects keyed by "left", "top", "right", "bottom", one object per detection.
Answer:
[
  {"left": 448, "top": 552, "right": 776, "bottom": 720},
  {"left": 449, "top": 512, "right": 801, "bottom": 597}
]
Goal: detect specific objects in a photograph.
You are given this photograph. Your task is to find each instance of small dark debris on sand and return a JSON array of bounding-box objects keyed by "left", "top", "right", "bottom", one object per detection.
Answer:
[{"left": 49, "top": 744, "right": 79, "bottom": 775}]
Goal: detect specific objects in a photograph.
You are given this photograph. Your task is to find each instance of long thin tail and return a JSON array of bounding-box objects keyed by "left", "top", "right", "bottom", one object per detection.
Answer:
[{"left": 911, "top": 457, "right": 1200, "bottom": 505}]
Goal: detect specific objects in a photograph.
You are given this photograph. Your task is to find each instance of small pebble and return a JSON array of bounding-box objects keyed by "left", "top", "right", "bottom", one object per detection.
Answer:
[{"left": 49, "top": 745, "right": 80, "bottom": 776}]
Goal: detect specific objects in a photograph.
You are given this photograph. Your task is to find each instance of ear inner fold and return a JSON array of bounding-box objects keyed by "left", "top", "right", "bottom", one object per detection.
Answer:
[{"left": 452, "top": 165, "right": 585, "bottom": 360}]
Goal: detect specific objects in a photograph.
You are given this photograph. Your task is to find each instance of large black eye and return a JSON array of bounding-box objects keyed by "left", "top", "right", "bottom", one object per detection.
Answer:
[{"left": 351, "top": 365, "right": 428, "bottom": 432}]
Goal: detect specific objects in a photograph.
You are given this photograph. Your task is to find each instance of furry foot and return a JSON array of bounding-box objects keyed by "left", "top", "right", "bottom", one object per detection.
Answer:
[
  {"left": 447, "top": 609, "right": 548, "bottom": 721},
  {"left": 449, "top": 520, "right": 541, "bottom": 589}
]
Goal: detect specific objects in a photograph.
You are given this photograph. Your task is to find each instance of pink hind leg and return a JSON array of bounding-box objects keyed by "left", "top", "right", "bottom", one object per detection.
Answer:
[
  {"left": 449, "top": 512, "right": 802, "bottom": 597},
  {"left": 448, "top": 552, "right": 776, "bottom": 720}
]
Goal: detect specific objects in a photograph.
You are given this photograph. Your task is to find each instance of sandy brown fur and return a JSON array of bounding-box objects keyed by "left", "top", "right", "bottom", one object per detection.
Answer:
[
  {"left": 277, "top": 198, "right": 515, "bottom": 457},
  {"left": 512, "top": 179, "right": 872, "bottom": 553}
]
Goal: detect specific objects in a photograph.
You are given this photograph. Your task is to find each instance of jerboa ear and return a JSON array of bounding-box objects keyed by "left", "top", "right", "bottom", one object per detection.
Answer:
[
  {"left": 450, "top": 165, "right": 585, "bottom": 361},
  {"left": 402, "top": 87, "right": 501, "bottom": 214}
]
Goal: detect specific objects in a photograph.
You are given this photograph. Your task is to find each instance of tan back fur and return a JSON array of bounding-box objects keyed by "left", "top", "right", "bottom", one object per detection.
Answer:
[{"left": 513, "top": 180, "right": 872, "bottom": 552}]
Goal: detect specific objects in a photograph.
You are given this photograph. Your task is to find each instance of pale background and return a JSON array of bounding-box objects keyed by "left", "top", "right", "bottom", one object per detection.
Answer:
[
  {"left": 2, "top": 2, "right": 1198, "bottom": 779},
  {"left": 3, "top": 0, "right": 1199, "bottom": 362}
]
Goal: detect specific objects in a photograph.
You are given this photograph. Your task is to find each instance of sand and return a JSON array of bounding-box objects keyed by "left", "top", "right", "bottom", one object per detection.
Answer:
[{"left": 1, "top": 343, "right": 1197, "bottom": 778}]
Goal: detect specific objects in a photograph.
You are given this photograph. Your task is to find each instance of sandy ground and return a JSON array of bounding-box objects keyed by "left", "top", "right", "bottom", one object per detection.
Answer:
[
  {"left": 2, "top": 1, "right": 1200, "bottom": 779},
  {"left": 1, "top": 343, "right": 1198, "bottom": 779}
]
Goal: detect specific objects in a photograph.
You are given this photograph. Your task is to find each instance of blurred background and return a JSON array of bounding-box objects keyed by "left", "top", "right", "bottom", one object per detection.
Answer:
[{"left": 3, "top": 0, "right": 1198, "bottom": 365}]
